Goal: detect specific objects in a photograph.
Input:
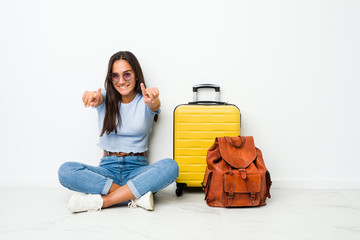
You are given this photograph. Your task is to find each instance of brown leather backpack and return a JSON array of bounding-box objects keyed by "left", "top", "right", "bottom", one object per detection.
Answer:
[{"left": 202, "top": 136, "right": 272, "bottom": 207}]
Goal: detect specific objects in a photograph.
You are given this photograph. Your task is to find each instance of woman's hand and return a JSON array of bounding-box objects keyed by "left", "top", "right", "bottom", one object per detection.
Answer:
[
  {"left": 82, "top": 88, "right": 104, "bottom": 107},
  {"left": 141, "top": 83, "right": 160, "bottom": 112}
]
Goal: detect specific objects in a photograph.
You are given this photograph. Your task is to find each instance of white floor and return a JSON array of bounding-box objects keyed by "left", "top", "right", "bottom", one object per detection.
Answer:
[{"left": 1, "top": 185, "right": 360, "bottom": 240}]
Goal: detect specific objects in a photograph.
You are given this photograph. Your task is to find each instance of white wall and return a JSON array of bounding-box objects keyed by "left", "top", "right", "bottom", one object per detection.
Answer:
[{"left": 1, "top": 0, "right": 359, "bottom": 188}]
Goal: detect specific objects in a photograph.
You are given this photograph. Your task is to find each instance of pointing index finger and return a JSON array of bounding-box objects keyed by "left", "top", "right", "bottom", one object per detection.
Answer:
[{"left": 140, "top": 83, "right": 146, "bottom": 93}]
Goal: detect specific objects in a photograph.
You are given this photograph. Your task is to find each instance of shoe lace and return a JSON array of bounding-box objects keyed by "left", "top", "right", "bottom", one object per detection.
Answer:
[
  {"left": 128, "top": 199, "right": 138, "bottom": 208},
  {"left": 84, "top": 196, "right": 102, "bottom": 212}
]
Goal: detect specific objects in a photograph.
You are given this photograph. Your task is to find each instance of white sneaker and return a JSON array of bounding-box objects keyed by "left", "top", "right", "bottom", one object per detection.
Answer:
[
  {"left": 128, "top": 191, "right": 154, "bottom": 211},
  {"left": 68, "top": 193, "right": 103, "bottom": 213}
]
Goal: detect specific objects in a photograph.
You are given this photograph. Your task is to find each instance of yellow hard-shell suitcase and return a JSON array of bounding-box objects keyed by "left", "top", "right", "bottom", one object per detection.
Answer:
[{"left": 173, "top": 84, "right": 241, "bottom": 196}]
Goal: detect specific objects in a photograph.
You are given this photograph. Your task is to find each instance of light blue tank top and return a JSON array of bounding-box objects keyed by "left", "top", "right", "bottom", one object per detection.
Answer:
[{"left": 95, "top": 89, "right": 160, "bottom": 153}]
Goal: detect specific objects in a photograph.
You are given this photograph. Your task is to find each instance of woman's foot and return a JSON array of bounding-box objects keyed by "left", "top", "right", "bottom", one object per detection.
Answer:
[
  {"left": 68, "top": 193, "right": 103, "bottom": 213},
  {"left": 128, "top": 191, "right": 154, "bottom": 211}
]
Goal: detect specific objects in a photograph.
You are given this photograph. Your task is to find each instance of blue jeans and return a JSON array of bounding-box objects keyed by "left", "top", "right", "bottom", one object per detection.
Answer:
[{"left": 58, "top": 155, "right": 179, "bottom": 199}]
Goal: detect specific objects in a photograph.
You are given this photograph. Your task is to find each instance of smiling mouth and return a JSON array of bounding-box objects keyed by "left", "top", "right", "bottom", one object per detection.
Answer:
[{"left": 119, "top": 85, "right": 129, "bottom": 89}]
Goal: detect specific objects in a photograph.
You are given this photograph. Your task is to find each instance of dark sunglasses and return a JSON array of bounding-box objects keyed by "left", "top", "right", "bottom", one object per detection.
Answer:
[{"left": 110, "top": 71, "right": 134, "bottom": 83}]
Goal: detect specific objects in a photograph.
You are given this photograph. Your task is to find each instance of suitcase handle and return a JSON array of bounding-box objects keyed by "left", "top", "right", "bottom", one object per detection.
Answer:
[
  {"left": 192, "top": 84, "right": 220, "bottom": 102},
  {"left": 193, "top": 84, "right": 220, "bottom": 92},
  {"left": 188, "top": 101, "right": 227, "bottom": 105}
]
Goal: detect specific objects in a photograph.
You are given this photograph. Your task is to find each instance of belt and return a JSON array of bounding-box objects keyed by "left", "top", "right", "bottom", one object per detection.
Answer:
[{"left": 104, "top": 151, "right": 146, "bottom": 157}]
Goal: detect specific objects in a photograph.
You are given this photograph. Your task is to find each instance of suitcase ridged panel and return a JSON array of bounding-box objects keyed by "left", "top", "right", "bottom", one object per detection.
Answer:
[
  {"left": 174, "top": 104, "right": 240, "bottom": 187},
  {"left": 175, "top": 139, "right": 214, "bottom": 148},
  {"left": 175, "top": 115, "right": 239, "bottom": 123},
  {"left": 176, "top": 123, "right": 239, "bottom": 131}
]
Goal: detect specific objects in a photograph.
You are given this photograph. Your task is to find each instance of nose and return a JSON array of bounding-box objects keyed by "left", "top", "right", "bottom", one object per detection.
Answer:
[{"left": 118, "top": 76, "right": 126, "bottom": 84}]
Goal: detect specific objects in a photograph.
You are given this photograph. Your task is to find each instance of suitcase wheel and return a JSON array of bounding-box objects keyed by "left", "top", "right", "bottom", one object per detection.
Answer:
[{"left": 176, "top": 183, "right": 186, "bottom": 197}]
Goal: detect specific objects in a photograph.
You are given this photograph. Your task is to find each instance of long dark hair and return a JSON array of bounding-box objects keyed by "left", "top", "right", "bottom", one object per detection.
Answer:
[{"left": 100, "top": 51, "right": 146, "bottom": 136}]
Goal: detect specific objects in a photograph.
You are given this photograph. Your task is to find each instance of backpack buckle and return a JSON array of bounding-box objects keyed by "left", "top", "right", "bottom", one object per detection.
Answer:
[
  {"left": 250, "top": 192, "right": 256, "bottom": 199},
  {"left": 249, "top": 192, "right": 256, "bottom": 206}
]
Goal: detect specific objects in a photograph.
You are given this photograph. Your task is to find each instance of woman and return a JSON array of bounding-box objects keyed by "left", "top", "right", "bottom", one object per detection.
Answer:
[{"left": 58, "top": 51, "right": 179, "bottom": 212}]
